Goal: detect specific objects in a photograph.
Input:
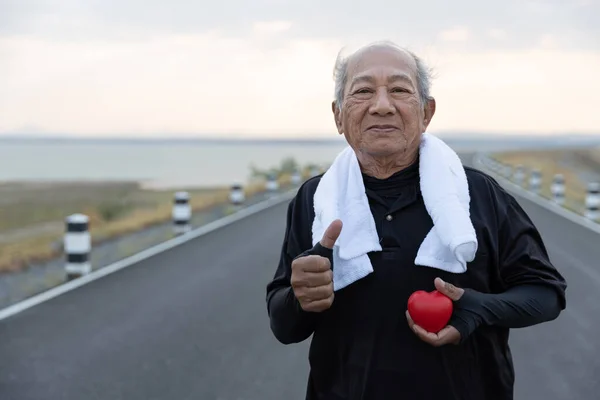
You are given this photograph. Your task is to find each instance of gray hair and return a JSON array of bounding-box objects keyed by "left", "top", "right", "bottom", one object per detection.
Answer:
[{"left": 332, "top": 41, "right": 433, "bottom": 110}]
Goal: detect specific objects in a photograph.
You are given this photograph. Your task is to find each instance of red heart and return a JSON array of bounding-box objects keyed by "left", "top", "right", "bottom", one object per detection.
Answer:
[{"left": 407, "top": 290, "right": 453, "bottom": 333}]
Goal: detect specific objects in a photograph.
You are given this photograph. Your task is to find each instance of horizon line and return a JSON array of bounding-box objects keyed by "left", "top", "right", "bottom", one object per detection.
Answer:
[{"left": 2, "top": 130, "right": 600, "bottom": 141}]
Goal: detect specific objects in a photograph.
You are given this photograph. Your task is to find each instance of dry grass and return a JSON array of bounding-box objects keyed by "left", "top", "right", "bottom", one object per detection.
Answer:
[
  {"left": 0, "top": 178, "right": 273, "bottom": 273},
  {"left": 489, "top": 149, "right": 594, "bottom": 213},
  {"left": 573, "top": 147, "right": 600, "bottom": 167}
]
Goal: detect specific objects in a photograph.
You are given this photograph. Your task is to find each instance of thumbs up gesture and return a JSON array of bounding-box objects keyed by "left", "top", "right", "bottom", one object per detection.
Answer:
[{"left": 291, "top": 219, "right": 342, "bottom": 312}]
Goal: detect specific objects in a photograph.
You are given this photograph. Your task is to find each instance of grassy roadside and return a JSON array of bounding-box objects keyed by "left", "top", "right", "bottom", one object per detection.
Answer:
[
  {"left": 488, "top": 148, "right": 599, "bottom": 214},
  {"left": 0, "top": 175, "right": 295, "bottom": 274}
]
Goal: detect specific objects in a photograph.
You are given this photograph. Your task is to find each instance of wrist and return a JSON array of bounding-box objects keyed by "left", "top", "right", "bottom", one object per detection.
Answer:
[{"left": 449, "top": 289, "right": 486, "bottom": 343}]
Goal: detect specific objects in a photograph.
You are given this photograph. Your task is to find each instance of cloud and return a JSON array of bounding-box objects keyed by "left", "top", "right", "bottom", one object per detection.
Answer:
[
  {"left": 438, "top": 27, "right": 470, "bottom": 43},
  {"left": 0, "top": 33, "right": 343, "bottom": 137},
  {"left": 487, "top": 29, "right": 507, "bottom": 41},
  {"left": 427, "top": 47, "right": 600, "bottom": 134},
  {"left": 1, "top": 0, "right": 598, "bottom": 50},
  {"left": 1, "top": 0, "right": 599, "bottom": 136},
  {"left": 573, "top": 0, "right": 594, "bottom": 6},
  {"left": 252, "top": 20, "right": 293, "bottom": 35},
  {"left": 1, "top": 29, "right": 599, "bottom": 136}
]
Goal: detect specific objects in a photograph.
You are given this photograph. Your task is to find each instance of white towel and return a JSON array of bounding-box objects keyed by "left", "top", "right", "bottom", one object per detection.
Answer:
[{"left": 311, "top": 132, "right": 478, "bottom": 291}]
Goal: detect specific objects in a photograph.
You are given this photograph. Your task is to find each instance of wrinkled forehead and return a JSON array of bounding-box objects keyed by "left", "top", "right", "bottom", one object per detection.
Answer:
[{"left": 346, "top": 46, "right": 418, "bottom": 86}]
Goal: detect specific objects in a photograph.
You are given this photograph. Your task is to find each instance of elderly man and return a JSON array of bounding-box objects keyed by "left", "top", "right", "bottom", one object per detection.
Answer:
[{"left": 265, "top": 41, "right": 566, "bottom": 400}]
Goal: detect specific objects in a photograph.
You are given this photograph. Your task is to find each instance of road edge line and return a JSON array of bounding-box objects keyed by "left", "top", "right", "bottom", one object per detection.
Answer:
[{"left": 0, "top": 189, "right": 298, "bottom": 322}]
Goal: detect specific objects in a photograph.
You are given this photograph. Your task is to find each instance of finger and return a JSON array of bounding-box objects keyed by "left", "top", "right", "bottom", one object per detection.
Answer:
[
  {"left": 412, "top": 324, "right": 441, "bottom": 344},
  {"left": 437, "top": 326, "right": 461, "bottom": 345},
  {"left": 320, "top": 219, "right": 343, "bottom": 249},
  {"left": 434, "top": 277, "right": 464, "bottom": 301},
  {"left": 435, "top": 326, "right": 454, "bottom": 342},
  {"left": 291, "top": 267, "right": 331, "bottom": 288},
  {"left": 299, "top": 255, "right": 331, "bottom": 273},
  {"left": 302, "top": 270, "right": 333, "bottom": 287},
  {"left": 302, "top": 284, "right": 334, "bottom": 300},
  {"left": 303, "top": 295, "right": 334, "bottom": 312},
  {"left": 406, "top": 310, "right": 437, "bottom": 342},
  {"left": 405, "top": 310, "right": 415, "bottom": 329},
  {"left": 421, "top": 326, "right": 460, "bottom": 346}
]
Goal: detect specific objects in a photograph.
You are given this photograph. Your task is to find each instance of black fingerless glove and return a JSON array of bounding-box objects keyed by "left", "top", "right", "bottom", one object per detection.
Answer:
[
  {"left": 449, "top": 284, "right": 563, "bottom": 344},
  {"left": 295, "top": 242, "right": 334, "bottom": 266},
  {"left": 448, "top": 289, "right": 486, "bottom": 343}
]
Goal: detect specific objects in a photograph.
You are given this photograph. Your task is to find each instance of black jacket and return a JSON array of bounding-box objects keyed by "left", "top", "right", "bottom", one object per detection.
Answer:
[{"left": 266, "top": 162, "right": 567, "bottom": 400}]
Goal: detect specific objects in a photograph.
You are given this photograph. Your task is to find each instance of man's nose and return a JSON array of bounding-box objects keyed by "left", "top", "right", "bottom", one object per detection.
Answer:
[{"left": 369, "top": 88, "right": 395, "bottom": 115}]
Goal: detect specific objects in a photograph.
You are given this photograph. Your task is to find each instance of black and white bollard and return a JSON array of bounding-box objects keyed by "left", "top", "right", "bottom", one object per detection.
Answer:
[
  {"left": 551, "top": 174, "right": 565, "bottom": 205},
  {"left": 229, "top": 184, "right": 245, "bottom": 206},
  {"left": 291, "top": 170, "right": 302, "bottom": 186},
  {"left": 266, "top": 173, "right": 279, "bottom": 193},
  {"left": 513, "top": 165, "right": 525, "bottom": 186},
  {"left": 529, "top": 169, "right": 542, "bottom": 193},
  {"left": 585, "top": 182, "right": 599, "bottom": 220},
  {"left": 64, "top": 213, "right": 92, "bottom": 280},
  {"left": 172, "top": 191, "right": 192, "bottom": 234}
]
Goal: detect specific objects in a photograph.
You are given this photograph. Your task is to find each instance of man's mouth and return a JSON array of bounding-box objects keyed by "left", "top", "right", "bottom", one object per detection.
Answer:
[{"left": 367, "top": 124, "right": 398, "bottom": 132}]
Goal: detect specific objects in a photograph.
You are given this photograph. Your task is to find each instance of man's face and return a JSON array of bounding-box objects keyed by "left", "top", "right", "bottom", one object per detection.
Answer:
[{"left": 333, "top": 46, "right": 435, "bottom": 159}]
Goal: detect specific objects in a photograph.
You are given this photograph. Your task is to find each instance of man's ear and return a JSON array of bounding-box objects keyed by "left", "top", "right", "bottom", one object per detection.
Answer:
[
  {"left": 331, "top": 101, "right": 343, "bottom": 135},
  {"left": 423, "top": 97, "right": 436, "bottom": 129}
]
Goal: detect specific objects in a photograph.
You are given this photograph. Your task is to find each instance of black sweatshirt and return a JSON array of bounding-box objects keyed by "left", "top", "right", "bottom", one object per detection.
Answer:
[{"left": 266, "top": 161, "right": 567, "bottom": 400}]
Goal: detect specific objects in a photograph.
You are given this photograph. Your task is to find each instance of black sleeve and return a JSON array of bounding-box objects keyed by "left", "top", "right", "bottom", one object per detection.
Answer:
[
  {"left": 496, "top": 194, "right": 568, "bottom": 305},
  {"left": 265, "top": 197, "right": 321, "bottom": 345},
  {"left": 449, "top": 284, "right": 562, "bottom": 342},
  {"left": 450, "top": 183, "right": 567, "bottom": 342}
]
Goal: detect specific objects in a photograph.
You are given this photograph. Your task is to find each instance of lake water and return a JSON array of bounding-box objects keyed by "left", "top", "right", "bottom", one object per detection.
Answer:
[
  {"left": 2, "top": 135, "right": 597, "bottom": 189},
  {"left": 0, "top": 140, "right": 349, "bottom": 189}
]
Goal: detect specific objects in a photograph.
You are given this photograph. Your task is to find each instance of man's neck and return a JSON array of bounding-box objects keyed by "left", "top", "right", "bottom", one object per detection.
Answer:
[{"left": 357, "top": 149, "right": 418, "bottom": 179}]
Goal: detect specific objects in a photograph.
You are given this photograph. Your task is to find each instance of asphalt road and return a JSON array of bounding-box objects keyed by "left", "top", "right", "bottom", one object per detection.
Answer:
[
  {"left": 461, "top": 154, "right": 600, "bottom": 400},
  {"left": 0, "top": 154, "right": 598, "bottom": 400}
]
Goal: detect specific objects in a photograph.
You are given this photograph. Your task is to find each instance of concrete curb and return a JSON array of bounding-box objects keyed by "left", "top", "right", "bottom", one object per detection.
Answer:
[
  {"left": 0, "top": 188, "right": 298, "bottom": 322},
  {"left": 473, "top": 153, "right": 600, "bottom": 235}
]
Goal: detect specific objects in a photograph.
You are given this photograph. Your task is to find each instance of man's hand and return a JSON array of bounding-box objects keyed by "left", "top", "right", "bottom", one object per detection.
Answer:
[
  {"left": 291, "top": 219, "right": 342, "bottom": 312},
  {"left": 406, "top": 277, "right": 464, "bottom": 346}
]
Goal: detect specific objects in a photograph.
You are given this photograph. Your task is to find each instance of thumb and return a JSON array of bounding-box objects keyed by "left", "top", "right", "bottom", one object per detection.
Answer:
[
  {"left": 434, "top": 277, "right": 464, "bottom": 301},
  {"left": 320, "top": 219, "right": 343, "bottom": 249}
]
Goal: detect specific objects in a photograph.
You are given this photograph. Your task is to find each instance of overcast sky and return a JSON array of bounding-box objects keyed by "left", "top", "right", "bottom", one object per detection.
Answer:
[{"left": 1, "top": 0, "right": 599, "bottom": 138}]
